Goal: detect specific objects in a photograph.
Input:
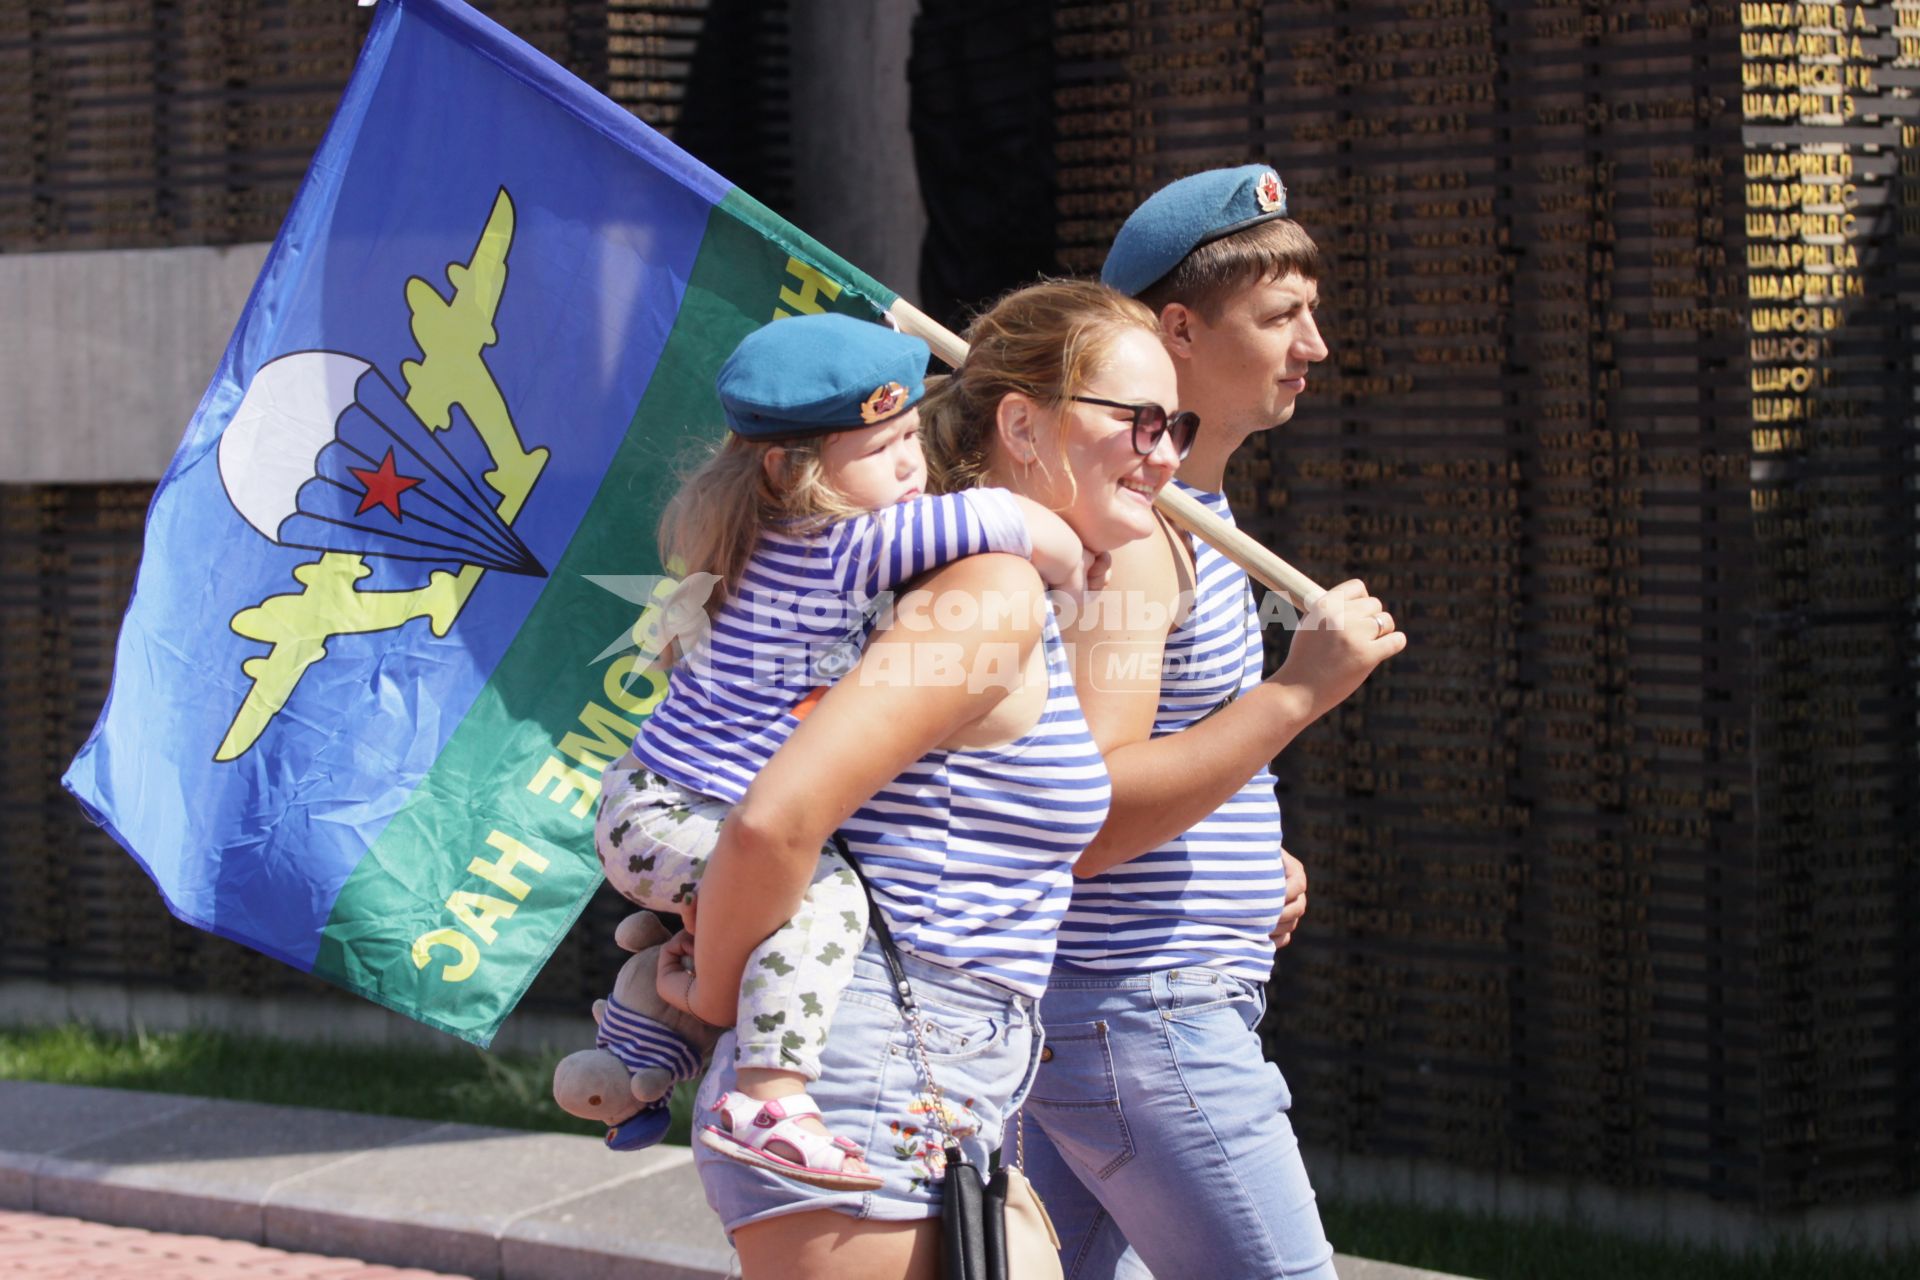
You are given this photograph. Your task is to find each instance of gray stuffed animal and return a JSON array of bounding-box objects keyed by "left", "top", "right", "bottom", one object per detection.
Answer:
[{"left": 551, "top": 910, "right": 723, "bottom": 1149}]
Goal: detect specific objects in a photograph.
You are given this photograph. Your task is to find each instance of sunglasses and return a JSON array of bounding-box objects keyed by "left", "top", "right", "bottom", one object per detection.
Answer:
[{"left": 1068, "top": 396, "right": 1201, "bottom": 460}]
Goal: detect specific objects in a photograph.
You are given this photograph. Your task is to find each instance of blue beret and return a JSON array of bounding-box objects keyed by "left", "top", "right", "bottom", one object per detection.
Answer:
[
  {"left": 716, "top": 313, "right": 929, "bottom": 440},
  {"left": 1100, "top": 164, "right": 1289, "bottom": 297}
]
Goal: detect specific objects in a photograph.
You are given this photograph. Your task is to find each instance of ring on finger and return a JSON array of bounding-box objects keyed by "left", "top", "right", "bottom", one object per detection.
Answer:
[{"left": 1373, "top": 613, "right": 1389, "bottom": 638}]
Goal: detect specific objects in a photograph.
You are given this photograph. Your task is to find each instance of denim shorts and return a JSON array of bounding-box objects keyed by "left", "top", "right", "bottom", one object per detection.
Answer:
[{"left": 692, "top": 935, "right": 1043, "bottom": 1235}]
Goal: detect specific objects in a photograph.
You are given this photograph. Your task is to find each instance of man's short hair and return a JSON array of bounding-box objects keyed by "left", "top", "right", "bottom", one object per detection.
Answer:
[{"left": 1137, "top": 218, "right": 1323, "bottom": 320}]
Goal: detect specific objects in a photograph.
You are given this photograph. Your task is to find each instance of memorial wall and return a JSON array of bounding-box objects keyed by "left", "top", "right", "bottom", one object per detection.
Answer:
[
  {"left": 1037, "top": 0, "right": 1918, "bottom": 1210},
  {"left": 0, "top": 0, "right": 791, "bottom": 252}
]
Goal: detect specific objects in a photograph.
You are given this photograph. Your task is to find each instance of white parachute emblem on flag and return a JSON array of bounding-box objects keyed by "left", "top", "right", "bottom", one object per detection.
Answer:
[{"left": 218, "top": 350, "right": 546, "bottom": 577}]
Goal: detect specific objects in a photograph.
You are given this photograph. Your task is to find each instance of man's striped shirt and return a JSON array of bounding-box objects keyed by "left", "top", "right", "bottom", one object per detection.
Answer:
[{"left": 1054, "top": 481, "right": 1287, "bottom": 982}]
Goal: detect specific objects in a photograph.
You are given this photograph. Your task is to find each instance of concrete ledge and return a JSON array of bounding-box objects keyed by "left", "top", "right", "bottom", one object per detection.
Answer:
[{"left": 0, "top": 1081, "right": 1464, "bottom": 1280}]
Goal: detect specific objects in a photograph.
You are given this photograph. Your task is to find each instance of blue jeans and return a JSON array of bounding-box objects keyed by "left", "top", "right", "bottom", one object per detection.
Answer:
[{"left": 1022, "top": 966, "right": 1337, "bottom": 1279}]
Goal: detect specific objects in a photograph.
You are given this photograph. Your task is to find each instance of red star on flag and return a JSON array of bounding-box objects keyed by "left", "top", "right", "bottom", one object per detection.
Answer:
[{"left": 349, "top": 448, "right": 424, "bottom": 519}]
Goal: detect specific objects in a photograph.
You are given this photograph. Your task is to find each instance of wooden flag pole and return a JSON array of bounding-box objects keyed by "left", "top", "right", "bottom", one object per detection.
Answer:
[{"left": 886, "top": 297, "right": 1328, "bottom": 608}]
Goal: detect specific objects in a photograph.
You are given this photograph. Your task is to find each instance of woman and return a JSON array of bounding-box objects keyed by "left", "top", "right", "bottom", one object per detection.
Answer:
[{"left": 661, "top": 280, "right": 1195, "bottom": 1278}]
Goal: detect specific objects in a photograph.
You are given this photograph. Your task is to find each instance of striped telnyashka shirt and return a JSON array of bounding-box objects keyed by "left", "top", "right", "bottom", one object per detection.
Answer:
[
  {"left": 631, "top": 489, "right": 1029, "bottom": 805},
  {"left": 1054, "top": 481, "right": 1287, "bottom": 983},
  {"left": 840, "top": 610, "right": 1113, "bottom": 997}
]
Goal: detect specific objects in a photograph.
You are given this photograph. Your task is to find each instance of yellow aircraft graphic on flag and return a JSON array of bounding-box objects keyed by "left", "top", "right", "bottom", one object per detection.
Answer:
[{"left": 214, "top": 189, "right": 547, "bottom": 762}]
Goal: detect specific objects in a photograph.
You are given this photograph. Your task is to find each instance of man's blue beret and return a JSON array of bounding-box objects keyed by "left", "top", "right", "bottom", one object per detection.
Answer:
[
  {"left": 716, "top": 313, "right": 929, "bottom": 440},
  {"left": 1100, "top": 164, "right": 1289, "bottom": 298}
]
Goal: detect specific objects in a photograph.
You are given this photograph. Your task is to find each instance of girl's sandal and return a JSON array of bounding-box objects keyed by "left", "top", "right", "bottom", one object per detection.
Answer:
[{"left": 699, "top": 1091, "right": 884, "bottom": 1191}]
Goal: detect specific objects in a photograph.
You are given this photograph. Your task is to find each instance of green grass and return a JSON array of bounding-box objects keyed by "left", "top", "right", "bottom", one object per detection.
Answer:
[
  {"left": 0, "top": 1023, "right": 695, "bottom": 1145},
  {"left": 1319, "top": 1196, "right": 1920, "bottom": 1280}
]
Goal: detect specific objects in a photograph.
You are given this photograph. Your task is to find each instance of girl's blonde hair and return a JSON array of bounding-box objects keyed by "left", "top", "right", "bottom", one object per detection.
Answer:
[
  {"left": 657, "top": 433, "right": 866, "bottom": 616},
  {"left": 920, "top": 278, "right": 1159, "bottom": 495}
]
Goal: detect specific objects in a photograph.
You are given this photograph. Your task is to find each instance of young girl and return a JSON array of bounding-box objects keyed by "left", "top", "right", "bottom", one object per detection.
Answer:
[
  {"left": 668, "top": 280, "right": 1183, "bottom": 1278},
  {"left": 588, "top": 311, "right": 1087, "bottom": 1189}
]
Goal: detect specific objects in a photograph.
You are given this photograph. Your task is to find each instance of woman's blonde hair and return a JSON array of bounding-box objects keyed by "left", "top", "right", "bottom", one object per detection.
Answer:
[
  {"left": 657, "top": 433, "right": 866, "bottom": 616},
  {"left": 920, "top": 278, "right": 1159, "bottom": 495}
]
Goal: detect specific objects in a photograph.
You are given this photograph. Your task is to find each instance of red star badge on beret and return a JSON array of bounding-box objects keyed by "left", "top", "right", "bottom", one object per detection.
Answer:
[{"left": 861, "top": 381, "right": 907, "bottom": 424}]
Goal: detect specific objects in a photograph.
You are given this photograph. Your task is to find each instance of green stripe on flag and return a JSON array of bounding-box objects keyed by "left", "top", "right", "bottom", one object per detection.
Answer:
[{"left": 315, "top": 196, "right": 897, "bottom": 1045}]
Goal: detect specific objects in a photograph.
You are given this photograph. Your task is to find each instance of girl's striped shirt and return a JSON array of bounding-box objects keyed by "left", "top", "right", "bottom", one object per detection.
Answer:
[
  {"left": 1054, "top": 480, "right": 1287, "bottom": 983},
  {"left": 839, "top": 609, "right": 1112, "bottom": 997},
  {"left": 631, "top": 489, "right": 1028, "bottom": 805}
]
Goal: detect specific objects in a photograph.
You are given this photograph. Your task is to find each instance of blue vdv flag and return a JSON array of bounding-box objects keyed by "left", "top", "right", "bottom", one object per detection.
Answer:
[{"left": 63, "top": 0, "right": 895, "bottom": 1044}]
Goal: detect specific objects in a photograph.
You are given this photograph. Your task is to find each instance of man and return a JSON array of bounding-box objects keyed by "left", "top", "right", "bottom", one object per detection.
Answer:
[{"left": 1026, "top": 165, "right": 1404, "bottom": 1278}]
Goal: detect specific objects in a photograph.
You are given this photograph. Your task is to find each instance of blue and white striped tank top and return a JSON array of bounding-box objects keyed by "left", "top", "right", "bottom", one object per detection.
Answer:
[
  {"left": 840, "top": 611, "right": 1112, "bottom": 997},
  {"left": 631, "top": 489, "right": 1028, "bottom": 805},
  {"left": 1054, "top": 481, "right": 1286, "bottom": 983}
]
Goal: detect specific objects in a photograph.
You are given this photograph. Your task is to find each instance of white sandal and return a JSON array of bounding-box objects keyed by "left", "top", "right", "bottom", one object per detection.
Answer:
[{"left": 699, "top": 1092, "right": 883, "bottom": 1191}]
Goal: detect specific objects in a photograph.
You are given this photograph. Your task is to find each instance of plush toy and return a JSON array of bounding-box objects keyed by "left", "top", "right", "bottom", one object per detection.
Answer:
[{"left": 552, "top": 910, "right": 724, "bottom": 1150}]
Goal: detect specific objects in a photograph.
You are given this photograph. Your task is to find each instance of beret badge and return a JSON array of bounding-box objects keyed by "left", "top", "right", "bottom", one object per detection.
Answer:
[
  {"left": 860, "top": 381, "right": 908, "bottom": 424},
  {"left": 1256, "top": 170, "right": 1285, "bottom": 213}
]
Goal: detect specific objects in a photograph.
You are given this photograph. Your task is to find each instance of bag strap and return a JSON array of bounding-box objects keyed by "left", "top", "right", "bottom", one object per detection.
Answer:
[
  {"left": 838, "top": 835, "right": 909, "bottom": 991},
  {"left": 838, "top": 837, "right": 965, "bottom": 1161}
]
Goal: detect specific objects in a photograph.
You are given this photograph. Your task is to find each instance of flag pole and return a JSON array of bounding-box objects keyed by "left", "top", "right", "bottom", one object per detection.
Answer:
[{"left": 886, "top": 298, "right": 1328, "bottom": 608}]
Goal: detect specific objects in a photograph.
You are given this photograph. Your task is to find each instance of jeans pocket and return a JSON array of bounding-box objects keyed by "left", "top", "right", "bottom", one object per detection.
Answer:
[
  {"left": 1026, "top": 1020, "right": 1135, "bottom": 1179},
  {"left": 843, "top": 987, "right": 1007, "bottom": 1066},
  {"left": 1164, "top": 973, "right": 1258, "bottom": 1023},
  {"left": 914, "top": 1000, "right": 1005, "bottom": 1063}
]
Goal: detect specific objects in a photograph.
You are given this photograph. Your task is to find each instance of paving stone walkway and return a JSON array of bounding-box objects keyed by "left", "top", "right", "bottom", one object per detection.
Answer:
[{"left": 0, "top": 1208, "right": 467, "bottom": 1278}]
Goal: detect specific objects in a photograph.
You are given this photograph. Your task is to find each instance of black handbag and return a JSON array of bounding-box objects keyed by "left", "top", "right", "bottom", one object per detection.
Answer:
[
  {"left": 841, "top": 843, "right": 1061, "bottom": 1280},
  {"left": 941, "top": 1135, "right": 995, "bottom": 1279},
  {"left": 939, "top": 1109, "right": 1055, "bottom": 1280}
]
